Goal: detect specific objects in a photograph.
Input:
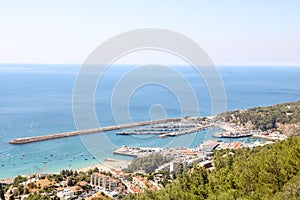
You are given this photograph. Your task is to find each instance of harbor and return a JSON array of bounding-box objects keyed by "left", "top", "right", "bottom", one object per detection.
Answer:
[{"left": 9, "top": 115, "right": 286, "bottom": 145}]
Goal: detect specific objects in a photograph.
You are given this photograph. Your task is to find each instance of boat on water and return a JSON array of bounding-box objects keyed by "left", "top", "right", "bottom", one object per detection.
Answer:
[
  {"left": 213, "top": 132, "right": 253, "bottom": 138},
  {"left": 217, "top": 134, "right": 252, "bottom": 138}
]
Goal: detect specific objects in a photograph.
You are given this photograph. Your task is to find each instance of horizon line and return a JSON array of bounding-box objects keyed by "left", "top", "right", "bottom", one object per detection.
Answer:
[{"left": 0, "top": 62, "right": 300, "bottom": 67}]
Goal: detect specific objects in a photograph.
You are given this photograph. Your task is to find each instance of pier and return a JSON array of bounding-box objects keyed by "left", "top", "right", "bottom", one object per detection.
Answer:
[
  {"left": 9, "top": 118, "right": 181, "bottom": 145},
  {"left": 158, "top": 125, "right": 210, "bottom": 138}
]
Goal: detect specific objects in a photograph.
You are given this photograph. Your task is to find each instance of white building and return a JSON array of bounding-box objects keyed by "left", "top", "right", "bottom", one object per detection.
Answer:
[
  {"left": 57, "top": 188, "right": 74, "bottom": 200},
  {"left": 201, "top": 140, "right": 219, "bottom": 152},
  {"left": 90, "top": 172, "right": 122, "bottom": 192}
]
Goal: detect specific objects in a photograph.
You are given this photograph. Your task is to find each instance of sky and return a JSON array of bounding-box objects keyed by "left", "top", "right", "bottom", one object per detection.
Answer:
[{"left": 0, "top": 0, "right": 299, "bottom": 65}]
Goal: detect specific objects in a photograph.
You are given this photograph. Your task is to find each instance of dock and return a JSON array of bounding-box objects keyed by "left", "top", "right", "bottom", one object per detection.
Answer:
[
  {"left": 157, "top": 125, "right": 210, "bottom": 138},
  {"left": 9, "top": 118, "right": 181, "bottom": 145}
]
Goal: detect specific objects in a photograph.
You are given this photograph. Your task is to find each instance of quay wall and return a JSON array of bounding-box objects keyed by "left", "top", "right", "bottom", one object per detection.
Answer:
[{"left": 9, "top": 118, "right": 181, "bottom": 145}]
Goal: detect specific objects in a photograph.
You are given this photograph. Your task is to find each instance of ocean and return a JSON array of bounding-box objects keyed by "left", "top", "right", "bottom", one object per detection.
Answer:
[{"left": 0, "top": 64, "right": 299, "bottom": 179}]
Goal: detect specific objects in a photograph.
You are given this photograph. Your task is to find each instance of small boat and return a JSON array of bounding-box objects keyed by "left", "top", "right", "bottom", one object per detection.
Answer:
[{"left": 80, "top": 154, "right": 84, "bottom": 156}]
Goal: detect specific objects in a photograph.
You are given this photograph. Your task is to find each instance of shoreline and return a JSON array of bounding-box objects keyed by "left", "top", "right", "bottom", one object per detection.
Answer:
[{"left": 0, "top": 158, "right": 132, "bottom": 182}]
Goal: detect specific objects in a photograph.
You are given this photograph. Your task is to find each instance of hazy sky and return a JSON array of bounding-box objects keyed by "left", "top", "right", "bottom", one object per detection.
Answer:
[{"left": 0, "top": 0, "right": 299, "bottom": 65}]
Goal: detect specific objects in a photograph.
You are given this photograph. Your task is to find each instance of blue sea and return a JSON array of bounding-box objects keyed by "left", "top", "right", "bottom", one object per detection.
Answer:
[{"left": 0, "top": 64, "right": 299, "bottom": 179}]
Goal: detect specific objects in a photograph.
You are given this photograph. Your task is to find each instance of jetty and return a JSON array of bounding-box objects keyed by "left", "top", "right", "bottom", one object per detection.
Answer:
[
  {"left": 158, "top": 125, "right": 210, "bottom": 138},
  {"left": 9, "top": 118, "right": 181, "bottom": 145}
]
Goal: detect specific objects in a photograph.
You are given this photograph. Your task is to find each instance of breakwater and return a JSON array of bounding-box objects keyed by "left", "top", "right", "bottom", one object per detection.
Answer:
[{"left": 9, "top": 118, "right": 181, "bottom": 145}]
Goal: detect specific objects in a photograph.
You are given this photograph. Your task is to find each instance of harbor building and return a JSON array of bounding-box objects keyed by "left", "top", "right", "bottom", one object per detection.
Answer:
[{"left": 200, "top": 140, "right": 219, "bottom": 152}]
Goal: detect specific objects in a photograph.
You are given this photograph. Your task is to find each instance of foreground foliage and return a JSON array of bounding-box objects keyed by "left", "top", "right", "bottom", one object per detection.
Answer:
[{"left": 126, "top": 136, "right": 300, "bottom": 200}]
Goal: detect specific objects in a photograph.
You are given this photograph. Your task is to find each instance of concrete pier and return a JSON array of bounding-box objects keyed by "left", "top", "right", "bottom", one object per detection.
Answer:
[{"left": 9, "top": 118, "right": 181, "bottom": 145}]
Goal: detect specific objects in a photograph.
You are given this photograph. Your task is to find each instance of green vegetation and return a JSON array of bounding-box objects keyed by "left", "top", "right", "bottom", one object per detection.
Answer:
[
  {"left": 24, "top": 194, "right": 53, "bottom": 200},
  {"left": 218, "top": 101, "right": 300, "bottom": 132},
  {"left": 124, "top": 154, "right": 172, "bottom": 173},
  {"left": 13, "top": 176, "right": 27, "bottom": 187},
  {"left": 126, "top": 135, "right": 300, "bottom": 199},
  {"left": 0, "top": 185, "right": 5, "bottom": 200}
]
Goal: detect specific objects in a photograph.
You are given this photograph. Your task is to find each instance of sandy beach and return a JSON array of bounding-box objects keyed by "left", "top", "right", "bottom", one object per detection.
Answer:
[{"left": 78, "top": 159, "right": 132, "bottom": 173}]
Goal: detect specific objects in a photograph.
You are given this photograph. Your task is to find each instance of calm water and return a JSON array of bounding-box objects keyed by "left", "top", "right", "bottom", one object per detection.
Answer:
[{"left": 0, "top": 64, "right": 299, "bottom": 179}]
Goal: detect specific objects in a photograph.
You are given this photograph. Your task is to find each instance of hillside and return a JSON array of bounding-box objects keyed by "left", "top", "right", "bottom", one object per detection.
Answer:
[
  {"left": 126, "top": 135, "right": 300, "bottom": 200},
  {"left": 217, "top": 100, "right": 300, "bottom": 135}
]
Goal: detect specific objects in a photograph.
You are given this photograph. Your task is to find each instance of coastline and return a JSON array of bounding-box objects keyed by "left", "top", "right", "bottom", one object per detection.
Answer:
[{"left": 0, "top": 158, "right": 132, "bottom": 182}]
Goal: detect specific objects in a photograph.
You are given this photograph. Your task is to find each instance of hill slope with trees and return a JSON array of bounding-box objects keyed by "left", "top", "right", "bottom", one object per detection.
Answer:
[{"left": 217, "top": 100, "right": 300, "bottom": 135}]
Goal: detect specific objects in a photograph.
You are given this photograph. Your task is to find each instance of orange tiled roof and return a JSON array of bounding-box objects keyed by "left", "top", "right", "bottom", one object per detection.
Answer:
[
  {"left": 79, "top": 181, "right": 88, "bottom": 186},
  {"left": 112, "top": 169, "right": 121, "bottom": 174},
  {"left": 130, "top": 186, "right": 141, "bottom": 193}
]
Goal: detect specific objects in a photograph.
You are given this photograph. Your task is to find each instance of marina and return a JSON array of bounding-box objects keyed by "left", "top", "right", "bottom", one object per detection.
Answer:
[{"left": 117, "top": 117, "right": 213, "bottom": 138}]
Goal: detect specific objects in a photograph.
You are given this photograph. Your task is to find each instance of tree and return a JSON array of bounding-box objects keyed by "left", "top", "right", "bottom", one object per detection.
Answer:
[{"left": 0, "top": 185, "right": 5, "bottom": 200}]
